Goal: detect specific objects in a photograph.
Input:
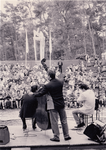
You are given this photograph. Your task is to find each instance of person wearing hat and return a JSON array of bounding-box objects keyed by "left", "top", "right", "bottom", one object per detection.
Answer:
[
  {"left": 72, "top": 83, "right": 95, "bottom": 128},
  {"left": 33, "top": 69, "right": 71, "bottom": 142},
  {"left": 19, "top": 85, "right": 38, "bottom": 130}
]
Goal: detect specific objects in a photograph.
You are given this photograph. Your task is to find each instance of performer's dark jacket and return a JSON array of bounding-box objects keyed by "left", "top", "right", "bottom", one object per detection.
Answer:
[
  {"left": 20, "top": 94, "right": 38, "bottom": 118},
  {"left": 33, "top": 78, "right": 65, "bottom": 110}
]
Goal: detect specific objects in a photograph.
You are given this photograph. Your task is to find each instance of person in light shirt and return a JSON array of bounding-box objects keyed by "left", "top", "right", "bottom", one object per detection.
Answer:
[{"left": 72, "top": 83, "right": 95, "bottom": 128}]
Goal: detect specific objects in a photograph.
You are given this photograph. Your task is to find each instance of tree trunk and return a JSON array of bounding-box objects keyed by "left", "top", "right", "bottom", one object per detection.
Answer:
[
  {"left": 67, "top": 34, "right": 71, "bottom": 58},
  {"left": 103, "top": 31, "right": 105, "bottom": 52},
  {"left": 82, "top": 1, "right": 87, "bottom": 55},
  {"left": 15, "top": 30, "right": 18, "bottom": 61},
  {"left": 11, "top": 36, "right": 16, "bottom": 60},
  {"left": 2, "top": 28, "right": 6, "bottom": 60},
  {"left": 88, "top": 0, "right": 96, "bottom": 57}
]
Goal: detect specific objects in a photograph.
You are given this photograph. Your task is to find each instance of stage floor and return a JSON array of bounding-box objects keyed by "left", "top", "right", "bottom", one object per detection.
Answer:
[
  {"left": 0, "top": 109, "right": 106, "bottom": 150},
  {"left": 0, "top": 122, "right": 106, "bottom": 150}
]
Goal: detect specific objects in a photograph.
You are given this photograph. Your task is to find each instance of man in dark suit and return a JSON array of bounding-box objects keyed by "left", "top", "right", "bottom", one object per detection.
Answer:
[
  {"left": 58, "top": 58, "right": 63, "bottom": 73},
  {"left": 33, "top": 69, "right": 71, "bottom": 142},
  {"left": 20, "top": 85, "right": 38, "bottom": 130}
]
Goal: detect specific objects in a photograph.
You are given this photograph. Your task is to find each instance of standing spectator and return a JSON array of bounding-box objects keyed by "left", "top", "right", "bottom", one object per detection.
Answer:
[
  {"left": 58, "top": 58, "right": 63, "bottom": 73},
  {"left": 41, "top": 58, "right": 48, "bottom": 72},
  {"left": 16, "top": 90, "right": 22, "bottom": 108}
]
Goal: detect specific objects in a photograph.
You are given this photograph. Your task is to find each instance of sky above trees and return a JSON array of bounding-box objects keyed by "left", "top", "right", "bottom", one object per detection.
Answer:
[{"left": 0, "top": 0, "right": 18, "bottom": 12}]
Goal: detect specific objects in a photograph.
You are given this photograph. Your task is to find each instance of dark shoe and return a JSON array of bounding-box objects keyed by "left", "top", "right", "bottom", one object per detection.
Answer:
[
  {"left": 23, "top": 124, "right": 27, "bottom": 130},
  {"left": 32, "top": 126, "right": 37, "bottom": 130},
  {"left": 75, "top": 122, "right": 85, "bottom": 128},
  {"left": 32, "top": 122, "right": 37, "bottom": 130},
  {"left": 50, "top": 138, "right": 60, "bottom": 142},
  {"left": 32, "top": 118, "right": 36, "bottom": 130},
  {"left": 65, "top": 136, "right": 71, "bottom": 141}
]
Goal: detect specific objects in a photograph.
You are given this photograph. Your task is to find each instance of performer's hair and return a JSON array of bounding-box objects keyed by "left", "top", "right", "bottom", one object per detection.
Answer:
[
  {"left": 31, "top": 85, "right": 38, "bottom": 92},
  {"left": 48, "top": 69, "right": 55, "bottom": 79},
  {"left": 79, "top": 83, "right": 89, "bottom": 90}
]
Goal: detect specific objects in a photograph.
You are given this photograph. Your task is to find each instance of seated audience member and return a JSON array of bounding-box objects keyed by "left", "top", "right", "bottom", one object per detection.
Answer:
[
  {"left": 72, "top": 83, "right": 95, "bottom": 128},
  {"left": 1, "top": 90, "right": 7, "bottom": 109},
  {"left": 19, "top": 85, "right": 38, "bottom": 130},
  {"left": 5, "top": 99, "right": 11, "bottom": 109}
]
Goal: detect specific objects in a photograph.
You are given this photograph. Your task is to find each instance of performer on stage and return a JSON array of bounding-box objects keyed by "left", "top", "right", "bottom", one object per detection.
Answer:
[
  {"left": 33, "top": 69, "right": 71, "bottom": 142},
  {"left": 72, "top": 83, "right": 95, "bottom": 128},
  {"left": 19, "top": 85, "right": 38, "bottom": 130}
]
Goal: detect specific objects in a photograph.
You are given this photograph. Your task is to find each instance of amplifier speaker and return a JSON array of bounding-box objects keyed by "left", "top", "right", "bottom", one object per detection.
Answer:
[
  {"left": 83, "top": 120, "right": 105, "bottom": 141},
  {"left": 0, "top": 125, "right": 10, "bottom": 145}
]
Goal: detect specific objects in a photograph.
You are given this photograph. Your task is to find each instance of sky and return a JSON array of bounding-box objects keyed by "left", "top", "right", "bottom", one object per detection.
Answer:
[
  {"left": 0, "top": 0, "right": 89, "bottom": 12},
  {"left": 0, "top": 0, "right": 55, "bottom": 13},
  {"left": 0, "top": 0, "right": 19, "bottom": 12},
  {"left": 0, "top": 0, "right": 47, "bottom": 12}
]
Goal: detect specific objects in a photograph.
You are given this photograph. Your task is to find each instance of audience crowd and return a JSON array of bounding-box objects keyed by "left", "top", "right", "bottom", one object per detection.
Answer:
[
  {"left": 0, "top": 63, "right": 49, "bottom": 109},
  {"left": 64, "top": 62, "right": 106, "bottom": 109},
  {"left": 0, "top": 61, "right": 106, "bottom": 110}
]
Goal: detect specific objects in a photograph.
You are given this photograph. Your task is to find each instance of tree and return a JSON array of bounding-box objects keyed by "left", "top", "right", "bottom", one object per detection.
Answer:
[
  {"left": 1, "top": 0, "right": 106, "bottom": 61},
  {"left": 4, "top": 2, "right": 23, "bottom": 60},
  {"left": 84, "top": 0, "right": 106, "bottom": 58},
  {"left": 0, "top": 11, "right": 8, "bottom": 60}
]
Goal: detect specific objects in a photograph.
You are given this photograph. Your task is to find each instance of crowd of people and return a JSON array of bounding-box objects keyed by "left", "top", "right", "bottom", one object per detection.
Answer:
[
  {"left": 0, "top": 60, "right": 106, "bottom": 110},
  {"left": 0, "top": 63, "right": 53, "bottom": 109},
  {"left": 64, "top": 61, "right": 106, "bottom": 109}
]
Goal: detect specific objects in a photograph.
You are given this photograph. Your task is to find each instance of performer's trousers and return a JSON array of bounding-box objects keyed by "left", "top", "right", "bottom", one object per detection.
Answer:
[
  {"left": 72, "top": 109, "right": 85, "bottom": 125},
  {"left": 49, "top": 108, "right": 70, "bottom": 139},
  {"left": 21, "top": 118, "right": 36, "bottom": 127}
]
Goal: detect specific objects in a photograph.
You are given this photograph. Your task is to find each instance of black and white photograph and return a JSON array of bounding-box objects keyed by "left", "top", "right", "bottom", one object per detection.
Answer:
[{"left": 0, "top": 0, "right": 106, "bottom": 149}]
